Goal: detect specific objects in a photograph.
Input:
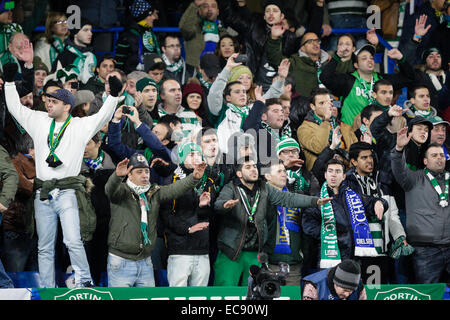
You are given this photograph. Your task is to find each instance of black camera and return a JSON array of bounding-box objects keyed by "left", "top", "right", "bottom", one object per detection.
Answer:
[
  {"left": 234, "top": 54, "right": 248, "bottom": 65},
  {"left": 246, "top": 253, "right": 288, "bottom": 300},
  {"left": 122, "top": 106, "right": 134, "bottom": 116}
]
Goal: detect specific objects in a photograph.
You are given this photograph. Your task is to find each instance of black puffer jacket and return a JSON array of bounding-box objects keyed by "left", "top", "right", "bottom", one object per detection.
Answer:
[{"left": 159, "top": 165, "right": 215, "bottom": 255}]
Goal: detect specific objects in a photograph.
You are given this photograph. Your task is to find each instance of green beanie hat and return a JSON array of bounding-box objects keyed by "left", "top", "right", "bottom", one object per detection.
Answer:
[
  {"left": 276, "top": 137, "right": 300, "bottom": 156},
  {"left": 228, "top": 65, "right": 253, "bottom": 83},
  {"left": 178, "top": 142, "right": 203, "bottom": 164},
  {"left": 136, "top": 77, "right": 158, "bottom": 92}
]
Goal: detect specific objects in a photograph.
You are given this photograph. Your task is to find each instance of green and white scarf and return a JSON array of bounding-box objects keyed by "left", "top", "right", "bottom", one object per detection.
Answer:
[
  {"left": 261, "top": 121, "right": 281, "bottom": 144},
  {"left": 424, "top": 169, "right": 449, "bottom": 208},
  {"left": 142, "top": 29, "right": 161, "bottom": 54},
  {"left": 287, "top": 168, "right": 310, "bottom": 192},
  {"left": 313, "top": 113, "right": 341, "bottom": 147},
  {"left": 49, "top": 36, "right": 66, "bottom": 65},
  {"left": 162, "top": 53, "right": 184, "bottom": 73},
  {"left": 197, "top": 72, "right": 212, "bottom": 89},
  {"left": 201, "top": 19, "right": 219, "bottom": 43},
  {"left": 227, "top": 102, "right": 249, "bottom": 128},
  {"left": 126, "top": 179, "right": 152, "bottom": 245},
  {"left": 409, "top": 104, "right": 433, "bottom": 119},
  {"left": 319, "top": 182, "right": 341, "bottom": 268},
  {"left": 65, "top": 45, "right": 97, "bottom": 84}
]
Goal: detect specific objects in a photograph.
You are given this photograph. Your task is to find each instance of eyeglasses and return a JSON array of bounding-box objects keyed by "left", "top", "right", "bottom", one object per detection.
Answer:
[
  {"left": 165, "top": 44, "right": 181, "bottom": 49},
  {"left": 54, "top": 20, "right": 68, "bottom": 25},
  {"left": 280, "top": 149, "right": 299, "bottom": 155},
  {"left": 301, "top": 38, "right": 321, "bottom": 46}
]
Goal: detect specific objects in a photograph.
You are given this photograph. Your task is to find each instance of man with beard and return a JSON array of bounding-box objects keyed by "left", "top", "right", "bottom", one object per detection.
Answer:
[
  {"left": 179, "top": 0, "right": 226, "bottom": 69},
  {"left": 320, "top": 44, "right": 414, "bottom": 127},
  {"left": 391, "top": 134, "right": 450, "bottom": 284},
  {"left": 219, "top": 0, "right": 323, "bottom": 91},
  {"left": 213, "top": 157, "right": 332, "bottom": 286},
  {"left": 344, "top": 142, "right": 411, "bottom": 284},
  {"left": 161, "top": 34, "right": 196, "bottom": 86},
  {"left": 3, "top": 61, "right": 125, "bottom": 288},
  {"left": 400, "top": 15, "right": 450, "bottom": 111}
]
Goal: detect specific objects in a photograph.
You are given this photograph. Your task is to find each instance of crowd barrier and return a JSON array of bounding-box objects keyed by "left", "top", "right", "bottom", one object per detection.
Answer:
[{"left": 0, "top": 283, "right": 448, "bottom": 300}]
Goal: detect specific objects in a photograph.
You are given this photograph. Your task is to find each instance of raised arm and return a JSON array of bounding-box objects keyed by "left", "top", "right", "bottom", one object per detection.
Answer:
[
  {"left": 80, "top": 75, "right": 123, "bottom": 143},
  {"left": 207, "top": 53, "right": 242, "bottom": 116},
  {"left": 390, "top": 127, "right": 421, "bottom": 191}
]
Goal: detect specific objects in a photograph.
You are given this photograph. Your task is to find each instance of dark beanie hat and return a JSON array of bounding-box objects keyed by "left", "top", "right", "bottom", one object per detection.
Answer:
[
  {"left": 70, "top": 16, "right": 93, "bottom": 38},
  {"left": 129, "top": 0, "right": 154, "bottom": 22},
  {"left": 182, "top": 82, "right": 204, "bottom": 99},
  {"left": 263, "top": 0, "right": 284, "bottom": 13},
  {"left": 333, "top": 259, "right": 361, "bottom": 291}
]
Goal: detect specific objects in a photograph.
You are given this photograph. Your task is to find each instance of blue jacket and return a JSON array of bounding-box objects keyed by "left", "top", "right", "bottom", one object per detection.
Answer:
[
  {"left": 107, "top": 120, "right": 173, "bottom": 184},
  {"left": 302, "top": 268, "right": 363, "bottom": 300}
]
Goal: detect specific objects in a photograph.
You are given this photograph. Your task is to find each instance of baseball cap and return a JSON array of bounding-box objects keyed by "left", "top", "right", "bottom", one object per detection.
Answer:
[
  {"left": 144, "top": 53, "right": 165, "bottom": 72},
  {"left": 429, "top": 115, "right": 450, "bottom": 127},
  {"left": 355, "top": 44, "right": 376, "bottom": 57},
  {"left": 200, "top": 53, "right": 221, "bottom": 79},
  {"left": 45, "top": 89, "right": 75, "bottom": 110},
  {"left": 407, "top": 115, "right": 434, "bottom": 133},
  {"left": 128, "top": 152, "right": 149, "bottom": 170}
]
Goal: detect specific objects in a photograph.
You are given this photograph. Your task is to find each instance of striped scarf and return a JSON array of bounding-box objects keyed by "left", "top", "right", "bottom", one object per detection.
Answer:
[
  {"left": 126, "top": 179, "right": 152, "bottom": 246},
  {"left": 354, "top": 173, "right": 385, "bottom": 254},
  {"left": 319, "top": 182, "right": 341, "bottom": 268},
  {"left": 274, "top": 187, "right": 301, "bottom": 254},
  {"left": 424, "top": 169, "right": 449, "bottom": 208},
  {"left": 227, "top": 102, "right": 249, "bottom": 127}
]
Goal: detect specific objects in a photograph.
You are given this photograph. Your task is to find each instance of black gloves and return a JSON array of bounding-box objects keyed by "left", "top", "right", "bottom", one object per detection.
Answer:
[
  {"left": 108, "top": 75, "right": 123, "bottom": 97},
  {"left": 3, "top": 62, "right": 18, "bottom": 82}
]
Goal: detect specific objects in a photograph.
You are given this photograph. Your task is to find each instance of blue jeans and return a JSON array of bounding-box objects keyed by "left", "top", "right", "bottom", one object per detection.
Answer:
[
  {"left": 34, "top": 189, "right": 92, "bottom": 288},
  {"left": 2, "top": 230, "right": 38, "bottom": 272},
  {"left": 327, "top": 14, "right": 368, "bottom": 52},
  {"left": 412, "top": 246, "right": 450, "bottom": 284},
  {"left": 107, "top": 253, "right": 155, "bottom": 287},
  {"left": 0, "top": 259, "right": 14, "bottom": 288},
  {"left": 167, "top": 254, "right": 210, "bottom": 287}
]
